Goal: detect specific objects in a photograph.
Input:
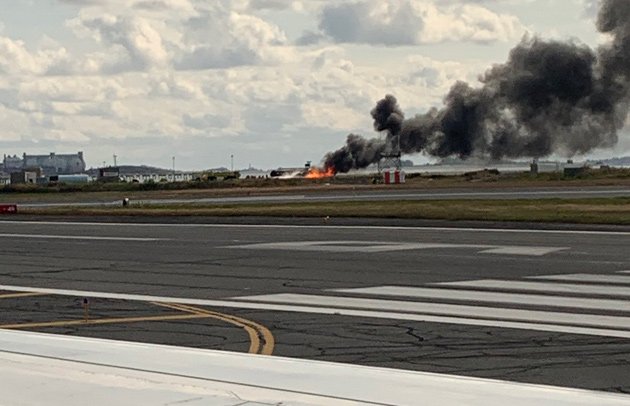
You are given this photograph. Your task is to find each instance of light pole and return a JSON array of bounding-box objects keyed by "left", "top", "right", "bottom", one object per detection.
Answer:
[
  {"left": 172, "top": 156, "right": 175, "bottom": 182},
  {"left": 230, "top": 154, "right": 234, "bottom": 172}
]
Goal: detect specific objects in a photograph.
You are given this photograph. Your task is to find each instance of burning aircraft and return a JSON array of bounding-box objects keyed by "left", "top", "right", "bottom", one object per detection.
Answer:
[{"left": 270, "top": 161, "right": 335, "bottom": 179}]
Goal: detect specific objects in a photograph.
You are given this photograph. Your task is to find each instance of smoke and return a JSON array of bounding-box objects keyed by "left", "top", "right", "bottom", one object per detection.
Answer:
[
  {"left": 324, "top": 134, "right": 386, "bottom": 173},
  {"left": 371, "top": 94, "right": 404, "bottom": 136},
  {"left": 324, "top": 0, "right": 630, "bottom": 173}
]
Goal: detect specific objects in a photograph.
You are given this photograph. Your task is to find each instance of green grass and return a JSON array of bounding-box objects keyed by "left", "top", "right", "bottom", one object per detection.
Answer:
[
  {"left": 19, "top": 197, "right": 630, "bottom": 225},
  {"left": 4, "top": 167, "right": 630, "bottom": 225}
]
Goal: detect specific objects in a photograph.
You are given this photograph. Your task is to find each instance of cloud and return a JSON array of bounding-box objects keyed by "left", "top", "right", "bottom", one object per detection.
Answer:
[
  {"left": 62, "top": 1, "right": 291, "bottom": 73},
  {"left": 183, "top": 113, "right": 231, "bottom": 130},
  {"left": 175, "top": 9, "right": 290, "bottom": 70},
  {"left": 0, "top": 37, "right": 73, "bottom": 75},
  {"left": 301, "top": 0, "right": 524, "bottom": 46},
  {"left": 583, "top": 0, "right": 600, "bottom": 18},
  {"left": 67, "top": 13, "right": 169, "bottom": 72},
  {"left": 231, "top": 0, "right": 308, "bottom": 12},
  {"left": 245, "top": 0, "right": 299, "bottom": 10},
  {"left": 149, "top": 74, "right": 205, "bottom": 100}
]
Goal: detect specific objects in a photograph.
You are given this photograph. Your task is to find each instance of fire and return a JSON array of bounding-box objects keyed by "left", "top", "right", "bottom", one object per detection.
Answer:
[{"left": 305, "top": 166, "right": 335, "bottom": 179}]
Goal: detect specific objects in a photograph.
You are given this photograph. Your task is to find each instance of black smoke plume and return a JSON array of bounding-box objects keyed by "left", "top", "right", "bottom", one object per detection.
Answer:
[{"left": 324, "top": 0, "right": 630, "bottom": 173}]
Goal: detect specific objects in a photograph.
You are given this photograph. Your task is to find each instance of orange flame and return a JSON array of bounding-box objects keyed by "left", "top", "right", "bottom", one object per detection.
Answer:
[{"left": 305, "top": 166, "right": 336, "bottom": 179}]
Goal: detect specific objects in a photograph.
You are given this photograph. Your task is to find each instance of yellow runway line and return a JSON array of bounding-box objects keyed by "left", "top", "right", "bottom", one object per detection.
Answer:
[
  {"left": 0, "top": 298, "right": 275, "bottom": 356},
  {"left": 164, "top": 303, "right": 262, "bottom": 354},
  {"left": 0, "top": 292, "right": 46, "bottom": 299},
  {"left": 0, "top": 313, "right": 211, "bottom": 330},
  {"left": 154, "top": 302, "right": 275, "bottom": 355}
]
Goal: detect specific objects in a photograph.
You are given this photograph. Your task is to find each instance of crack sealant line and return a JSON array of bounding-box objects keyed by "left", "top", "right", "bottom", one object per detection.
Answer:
[
  {"left": 0, "top": 292, "right": 46, "bottom": 299},
  {"left": 0, "top": 220, "right": 629, "bottom": 235},
  {"left": 0, "top": 233, "right": 165, "bottom": 242}
]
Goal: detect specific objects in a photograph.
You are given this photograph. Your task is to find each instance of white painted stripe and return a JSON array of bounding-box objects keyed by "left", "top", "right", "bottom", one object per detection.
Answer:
[
  {"left": 2, "top": 284, "right": 630, "bottom": 339},
  {"left": 478, "top": 246, "right": 568, "bottom": 256},
  {"left": 0, "top": 220, "right": 629, "bottom": 236},
  {"left": 233, "top": 294, "right": 630, "bottom": 331},
  {"left": 436, "top": 280, "right": 630, "bottom": 297},
  {"left": 333, "top": 286, "right": 630, "bottom": 312},
  {"left": 530, "top": 274, "right": 630, "bottom": 284},
  {"left": 227, "top": 241, "right": 475, "bottom": 253},
  {"left": 227, "top": 241, "right": 568, "bottom": 255},
  {"left": 0, "top": 234, "right": 161, "bottom": 242}
]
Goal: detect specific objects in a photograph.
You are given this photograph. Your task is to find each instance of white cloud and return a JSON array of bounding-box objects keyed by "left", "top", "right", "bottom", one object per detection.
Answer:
[
  {"left": 175, "top": 9, "right": 291, "bottom": 70},
  {"left": 67, "top": 13, "right": 169, "bottom": 72},
  {"left": 304, "top": 0, "right": 524, "bottom": 46},
  {"left": 0, "top": 36, "right": 72, "bottom": 75},
  {"left": 62, "top": 1, "right": 292, "bottom": 73},
  {"left": 583, "top": 0, "right": 600, "bottom": 18}
]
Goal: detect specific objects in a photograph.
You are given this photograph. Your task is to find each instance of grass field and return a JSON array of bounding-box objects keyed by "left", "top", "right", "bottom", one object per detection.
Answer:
[
  {"left": 3, "top": 168, "right": 629, "bottom": 225},
  {"left": 19, "top": 197, "right": 630, "bottom": 225}
]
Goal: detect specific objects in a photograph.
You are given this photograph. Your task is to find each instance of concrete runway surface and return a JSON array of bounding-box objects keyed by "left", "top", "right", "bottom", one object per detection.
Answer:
[{"left": 1, "top": 218, "right": 630, "bottom": 393}]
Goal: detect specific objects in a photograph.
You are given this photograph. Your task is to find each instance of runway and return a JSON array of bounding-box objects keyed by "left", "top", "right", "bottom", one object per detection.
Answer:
[
  {"left": 16, "top": 185, "right": 630, "bottom": 208},
  {"left": 1, "top": 219, "right": 630, "bottom": 393}
]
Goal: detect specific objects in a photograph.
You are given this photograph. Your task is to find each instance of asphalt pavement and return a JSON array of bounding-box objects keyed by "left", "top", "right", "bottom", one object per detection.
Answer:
[{"left": 1, "top": 219, "right": 630, "bottom": 393}]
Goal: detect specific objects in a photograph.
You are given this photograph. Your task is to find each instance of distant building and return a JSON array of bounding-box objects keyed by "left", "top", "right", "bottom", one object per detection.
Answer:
[
  {"left": 97, "top": 166, "right": 121, "bottom": 182},
  {"left": 120, "top": 172, "right": 195, "bottom": 183},
  {"left": 10, "top": 168, "right": 42, "bottom": 185},
  {"left": 22, "top": 152, "right": 86, "bottom": 176},
  {"left": 564, "top": 163, "right": 589, "bottom": 177},
  {"left": 0, "top": 173, "right": 10, "bottom": 185},
  {"left": 2, "top": 152, "right": 85, "bottom": 176},
  {"left": 2, "top": 154, "right": 23, "bottom": 172}
]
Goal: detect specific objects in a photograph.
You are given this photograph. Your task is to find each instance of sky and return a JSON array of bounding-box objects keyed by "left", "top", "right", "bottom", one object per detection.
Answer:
[{"left": 0, "top": 0, "right": 627, "bottom": 170}]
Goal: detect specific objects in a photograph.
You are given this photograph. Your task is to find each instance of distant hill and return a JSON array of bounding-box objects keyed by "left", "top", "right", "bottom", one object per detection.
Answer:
[
  {"left": 587, "top": 156, "right": 630, "bottom": 166},
  {"left": 86, "top": 165, "right": 179, "bottom": 176},
  {"left": 436, "top": 156, "right": 630, "bottom": 167},
  {"left": 437, "top": 157, "right": 522, "bottom": 165},
  {"left": 202, "top": 167, "right": 230, "bottom": 172}
]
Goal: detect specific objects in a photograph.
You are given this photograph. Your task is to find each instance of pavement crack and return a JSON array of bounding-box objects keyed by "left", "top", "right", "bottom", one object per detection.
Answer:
[
  {"left": 163, "top": 397, "right": 204, "bottom": 405},
  {"left": 403, "top": 326, "right": 425, "bottom": 345}
]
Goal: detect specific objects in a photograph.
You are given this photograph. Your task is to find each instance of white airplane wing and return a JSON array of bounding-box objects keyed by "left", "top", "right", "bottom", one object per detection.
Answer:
[{"left": 1, "top": 329, "right": 629, "bottom": 406}]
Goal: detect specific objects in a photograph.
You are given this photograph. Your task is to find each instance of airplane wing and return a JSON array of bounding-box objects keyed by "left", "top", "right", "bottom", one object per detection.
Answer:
[{"left": 1, "top": 329, "right": 629, "bottom": 406}]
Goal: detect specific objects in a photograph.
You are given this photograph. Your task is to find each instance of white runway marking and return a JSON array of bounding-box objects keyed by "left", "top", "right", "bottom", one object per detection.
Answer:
[
  {"left": 333, "top": 286, "right": 630, "bottom": 312},
  {"left": 227, "top": 241, "right": 466, "bottom": 253},
  {"left": 2, "top": 284, "right": 630, "bottom": 339},
  {"left": 530, "top": 274, "right": 630, "bottom": 284},
  {"left": 0, "top": 234, "right": 162, "bottom": 242},
  {"left": 478, "top": 246, "right": 568, "bottom": 256},
  {"left": 436, "top": 280, "right": 630, "bottom": 297},
  {"left": 0, "top": 220, "right": 629, "bottom": 236},
  {"left": 226, "top": 241, "right": 568, "bottom": 256},
  {"left": 233, "top": 293, "right": 630, "bottom": 331}
]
